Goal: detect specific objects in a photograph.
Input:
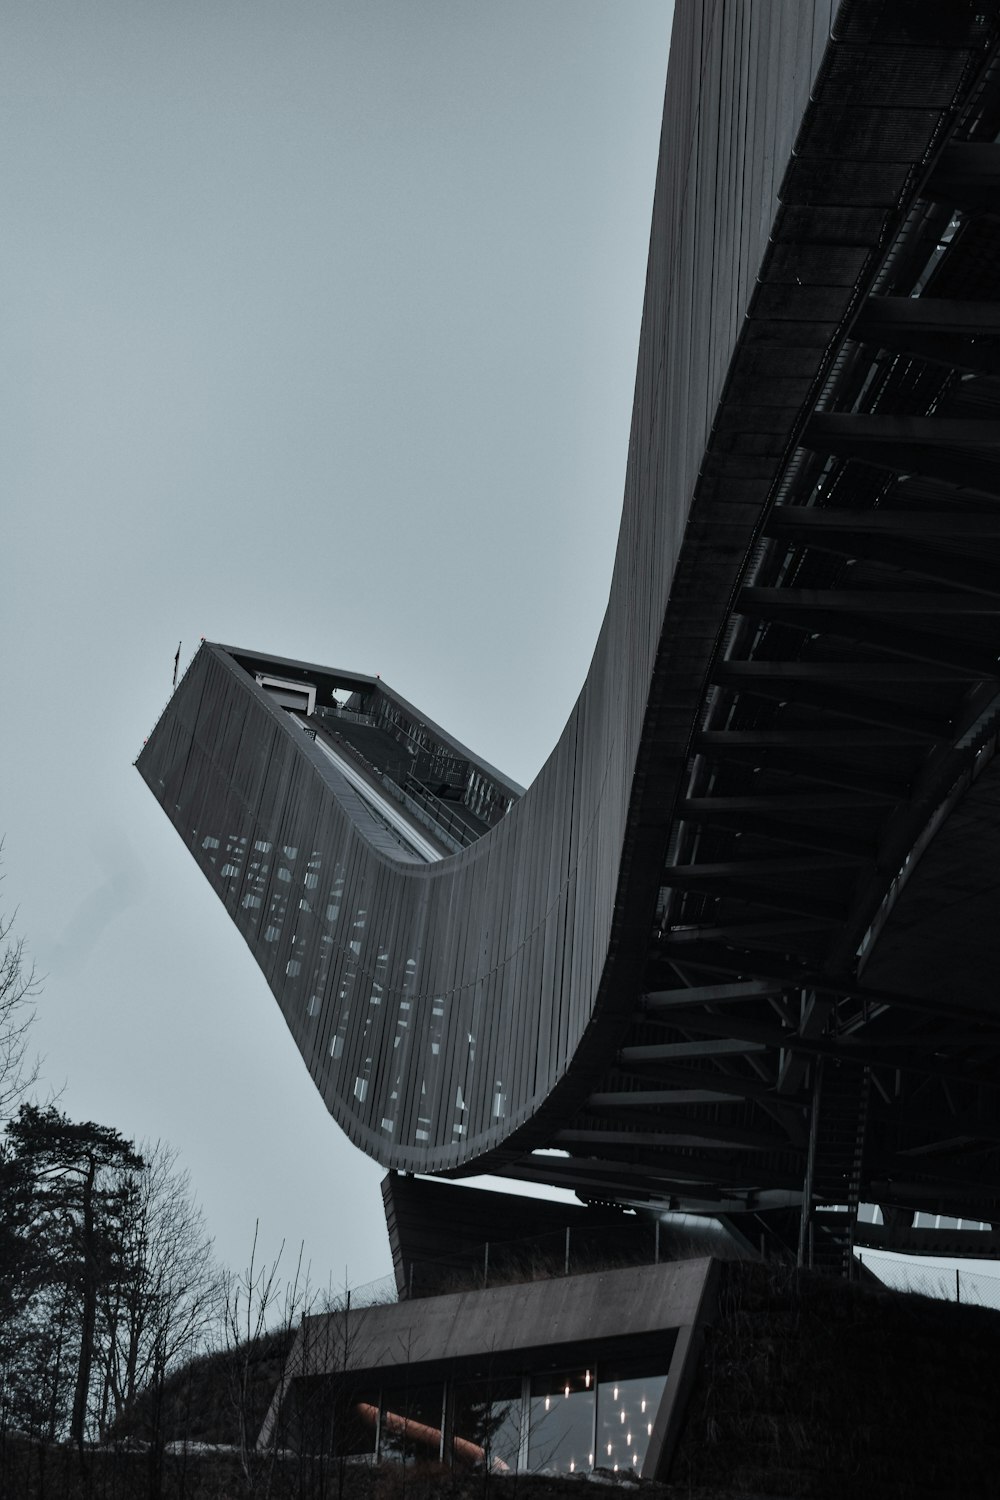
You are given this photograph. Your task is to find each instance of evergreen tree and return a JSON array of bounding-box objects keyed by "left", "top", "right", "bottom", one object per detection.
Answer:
[{"left": 2, "top": 1105, "right": 144, "bottom": 1447}]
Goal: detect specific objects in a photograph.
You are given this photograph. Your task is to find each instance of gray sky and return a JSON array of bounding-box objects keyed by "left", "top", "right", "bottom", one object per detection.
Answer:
[{"left": 2, "top": 1, "right": 675, "bottom": 1293}]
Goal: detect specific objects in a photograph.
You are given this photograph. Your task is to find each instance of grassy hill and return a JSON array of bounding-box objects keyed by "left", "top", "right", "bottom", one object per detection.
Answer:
[{"left": 672, "top": 1259, "right": 1000, "bottom": 1499}]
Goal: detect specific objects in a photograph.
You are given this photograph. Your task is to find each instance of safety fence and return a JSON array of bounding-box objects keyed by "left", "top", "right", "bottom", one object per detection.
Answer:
[
  {"left": 394, "top": 1215, "right": 746, "bottom": 1301},
  {"left": 343, "top": 1236, "right": 1000, "bottom": 1311},
  {"left": 857, "top": 1252, "right": 1000, "bottom": 1309}
]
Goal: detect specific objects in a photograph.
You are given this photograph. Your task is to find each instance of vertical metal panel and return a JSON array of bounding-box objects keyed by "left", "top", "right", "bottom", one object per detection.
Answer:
[{"left": 138, "top": 0, "right": 966, "bottom": 1177}]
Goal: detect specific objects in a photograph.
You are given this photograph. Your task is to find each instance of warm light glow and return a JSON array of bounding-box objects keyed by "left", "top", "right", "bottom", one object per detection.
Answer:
[
  {"left": 564, "top": 1385, "right": 570, "bottom": 1398},
  {"left": 614, "top": 1464, "right": 619, "bottom": 1473},
  {"left": 570, "top": 1462, "right": 575, "bottom": 1473}
]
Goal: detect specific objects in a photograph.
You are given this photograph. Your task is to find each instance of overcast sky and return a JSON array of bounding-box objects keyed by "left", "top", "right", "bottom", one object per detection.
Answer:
[{"left": 2, "top": 1, "right": 675, "bottom": 1294}]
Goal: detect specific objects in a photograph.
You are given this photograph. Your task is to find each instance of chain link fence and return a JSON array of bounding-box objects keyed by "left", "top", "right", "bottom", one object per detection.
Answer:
[
  {"left": 857, "top": 1252, "right": 1000, "bottom": 1309},
  {"left": 323, "top": 1271, "right": 398, "bottom": 1311}
]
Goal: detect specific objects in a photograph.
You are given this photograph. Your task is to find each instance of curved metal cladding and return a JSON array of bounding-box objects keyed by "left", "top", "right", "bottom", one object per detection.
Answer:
[{"left": 142, "top": 0, "right": 979, "bottom": 1183}]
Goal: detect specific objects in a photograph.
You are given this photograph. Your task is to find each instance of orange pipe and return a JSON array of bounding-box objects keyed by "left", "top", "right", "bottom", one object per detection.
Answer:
[{"left": 355, "top": 1402, "right": 510, "bottom": 1472}]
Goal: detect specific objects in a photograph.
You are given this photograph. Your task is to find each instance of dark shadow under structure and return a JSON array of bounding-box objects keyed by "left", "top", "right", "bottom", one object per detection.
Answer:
[{"left": 139, "top": 0, "right": 1000, "bottom": 1271}]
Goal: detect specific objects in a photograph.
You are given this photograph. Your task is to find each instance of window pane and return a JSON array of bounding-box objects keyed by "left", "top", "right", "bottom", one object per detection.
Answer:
[
  {"left": 287, "top": 1380, "right": 378, "bottom": 1458},
  {"left": 528, "top": 1367, "right": 595, "bottom": 1475},
  {"left": 451, "top": 1375, "right": 522, "bottom": 1472},
  {"left": 596, "top": 1355, "right": 668, "bottom": 1476},
  {"left": 332, "top": 1387, "right": 380, "bottom": 1458},
  {"left": 377, "top": 1383, "right": 444, "bottom": 1463}
]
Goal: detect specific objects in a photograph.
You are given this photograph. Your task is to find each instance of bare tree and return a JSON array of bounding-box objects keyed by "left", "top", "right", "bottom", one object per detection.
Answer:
[
  {"left": 0, "top": 860, "right": 42, "bottom": 1440},
  {"left": 0, "top": 866, "right": 39, "bottom": 1121},
  {"left": 222, "top": 1226, "right": 309, "bottom": 1494},
  {"left": 95, "top": 1141, "right": 222, "bottom": 1441}
]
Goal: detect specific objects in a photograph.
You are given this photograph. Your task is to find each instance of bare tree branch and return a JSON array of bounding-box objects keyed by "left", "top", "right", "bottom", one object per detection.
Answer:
[{"left": 0, "top": 861, "right": 40, "bottom": 1120}]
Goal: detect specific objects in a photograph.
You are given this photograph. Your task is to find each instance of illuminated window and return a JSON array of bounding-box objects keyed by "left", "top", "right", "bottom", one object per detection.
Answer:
[
  {"left": 528, "top": 1368, "right": 594, "bottom": 1476},
  {"left": 596, "top": 1355, "right": 668, "bottom": 1475}
]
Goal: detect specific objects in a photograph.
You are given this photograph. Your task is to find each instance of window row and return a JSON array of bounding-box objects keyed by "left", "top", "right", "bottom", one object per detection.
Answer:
[{"left": 286, "top": 1352, "right": 668, "bottom": 1479}]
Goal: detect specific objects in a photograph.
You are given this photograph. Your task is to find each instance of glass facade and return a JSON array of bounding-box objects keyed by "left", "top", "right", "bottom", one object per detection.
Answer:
[
  {"left": 376, "top": 1383, "right": 445, "bottom": 1463},
  {"left": 528, "top": 1367, "right": 596, "bottom": 1475},
  {"left": 290, "top": 1380, "right": 380, "bottom": 1458},
  {"left": 596, "top": 1355, "right": 668, "bottom": 1475},
  {"left": 293, "top": 1346, "right": 672, "bottom": 1476},
  {"left": 450, "top": 1375, "right": 522, "bottom": 1472},
  {"left": 330, "top": 1388, "right": 379, "bottom": 1459}
]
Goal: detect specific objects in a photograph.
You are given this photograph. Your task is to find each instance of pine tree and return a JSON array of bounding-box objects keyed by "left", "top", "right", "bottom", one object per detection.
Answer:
[{"left": 3, "top": 1105, "right": 144, "bottom": 1447}]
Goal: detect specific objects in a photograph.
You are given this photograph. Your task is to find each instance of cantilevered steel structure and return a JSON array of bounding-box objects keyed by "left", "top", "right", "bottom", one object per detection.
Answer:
[{"left": 140, "top": 0, "right": 1000, "bottom": 1270}]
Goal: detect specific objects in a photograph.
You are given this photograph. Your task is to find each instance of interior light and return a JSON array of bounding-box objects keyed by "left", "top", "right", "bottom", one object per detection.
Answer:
[
  {"left": 613, "top": 1386, "right": 619, "bottom": 1400},
  {"left": 544, "top": 1396, "right": 550, "bottom": 1412},
  {"left": 620, "top": 1411, "right": 626, "bottom": 1424},
  {"left": 570, "top": 1462, "right": 575, "bottom": 1472},
  {"left": 564, "top": 1385, "right": 570, "bottom": 1398},
  {"left": 641, "top": 1398, "right": 646, "bottom": 1414},
  {"left": 589, "top": 1453, "right": 594, "bottom": 1466},
  {"left": 627, "top": 1432, "right": 632, "bottom": 1445},
  {"left": 647, "top": 1423, "right": 652, "bottom": 1437},
  {"left": 633, "top": 1454, "right": 639, "bottom": 1467},
  {"left": 607, "top": 1443, "right": 613, "bottom": 1456},
  {"left": 585, "top": 1370, "right": 591, "bottom": 1388}
]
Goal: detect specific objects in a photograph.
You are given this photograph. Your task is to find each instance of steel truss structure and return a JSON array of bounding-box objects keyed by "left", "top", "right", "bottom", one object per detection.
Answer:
[{"left": 140, "top": 0, "right": 1000, "bottom": 1268}]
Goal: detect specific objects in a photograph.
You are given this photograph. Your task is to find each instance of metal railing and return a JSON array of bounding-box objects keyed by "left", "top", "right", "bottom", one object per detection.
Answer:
[{"left": 396, "top": 1217, "right": 746, "bottom": 1301}]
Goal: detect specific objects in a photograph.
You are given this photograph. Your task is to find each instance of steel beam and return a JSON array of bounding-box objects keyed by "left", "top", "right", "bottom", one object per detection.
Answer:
[
  {"left": 923, "top": 142, "right": 1000, "bottom": 208},
  {"left": 716, "top": 660, "right": 982, "bottom": 682},
  {"left": 854, "top": 296, "right": 1000, "bottom": 338},
  {"left": 642, "top": 980, "right": 781, "bottom": 1009},
  {"left": 714, "top": 674, "right": 948, "bottom": 739},
  {"left": 691, "top": 746, "right": 909, "bottom": 802},
  {"left": 761, "top": 528, "right": 1000, "bottom": 601},
  {"left": 740, "top": 587, "right": 1000, "bottom": 616},
  {"left": 665, "top": 875, "right": 847, "bottom": 925},
  {"left": 767, "top": 508, "right": 1000, "bottom": 538},
  {"left": 730, "top": 611, "right": 1000, "bottom": 681},
  {"left": 620, "top": 1039, "right": 769, "bottom": 1063},
  {"left": 696, "top": 728, "right": 924, "bottom": 748},
  {"left": 590, "top": 1084, "right": 766, "bottom": 1106},
  {"left": 557, "top": 1125, "right": 789, "bottom": 1153},
  {"left": 678, "top": 807, "right": 871, "bottom": 860},
  {"left": 801, "top": 414, "right": 1000, "bottom": 491},
  {"left": 806, "top": 414, "right": 1000, "bottom": 451},
  {"left": 666, "top": 855, "right": 858, "bottom": 880}
]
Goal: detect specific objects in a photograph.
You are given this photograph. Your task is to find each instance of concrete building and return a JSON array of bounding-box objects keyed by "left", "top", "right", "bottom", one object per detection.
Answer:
[{"left": 259, "top": 1256, "right": 718, "bottom": 1482}]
